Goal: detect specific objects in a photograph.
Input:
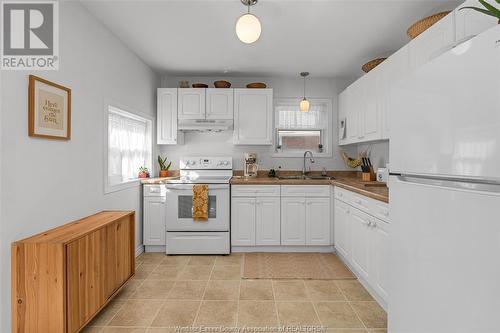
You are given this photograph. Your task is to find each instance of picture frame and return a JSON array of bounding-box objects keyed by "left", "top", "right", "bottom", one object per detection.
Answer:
[{"left": 28, "top": 75, "right": 71, "bottom": 140}]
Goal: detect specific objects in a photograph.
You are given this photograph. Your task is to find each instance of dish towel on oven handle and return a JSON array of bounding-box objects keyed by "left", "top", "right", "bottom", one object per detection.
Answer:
[{"left": 192, "top": 184, "right": 209, "bottom": 221}]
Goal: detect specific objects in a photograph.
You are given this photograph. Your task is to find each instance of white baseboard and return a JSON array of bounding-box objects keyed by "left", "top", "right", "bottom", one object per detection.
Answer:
[
  {"left": 231, "top": 245, "right": 335, "bottom": 253},
  {"left": 145, "top": 245, "right": 166, "bottom": 253},
  {"left": 135, "top": 245, "right": 144, "bottom": 257}
]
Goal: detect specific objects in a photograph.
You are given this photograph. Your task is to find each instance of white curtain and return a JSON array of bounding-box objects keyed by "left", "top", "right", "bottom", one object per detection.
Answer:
[
  {"left": 276, "top": 102, "right": 327, "bottom": 129},
  {"left": 108, "top": 108, "right": 150, "bottom": 185}
]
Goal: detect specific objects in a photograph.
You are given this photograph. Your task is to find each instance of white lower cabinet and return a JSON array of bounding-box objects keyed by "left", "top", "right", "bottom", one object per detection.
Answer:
[
  {"left": 256, "top": 197, "right": 281, "bottom": 245},
  {"left": 281, "top": 197, "right": 306, "bottom": 245},
  {"left": 334, "top": 187, "right": 390, "bottom": 308},
  {"left": 231, "top": 197, "right": 257, "bottom": 246},
  {"left": 143, "top": 191, "right": 166, "bottom": 246},
  {"left": 306, "top": 197, "right": 331, "bottom": 246}
]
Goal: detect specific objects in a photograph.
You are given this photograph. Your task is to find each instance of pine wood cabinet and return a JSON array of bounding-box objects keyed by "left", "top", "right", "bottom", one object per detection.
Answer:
[{"left": 12, "top": 211, "right": 135, "bottom": 333}]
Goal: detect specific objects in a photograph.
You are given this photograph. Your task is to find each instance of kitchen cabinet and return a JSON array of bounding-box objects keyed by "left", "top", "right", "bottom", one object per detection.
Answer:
[
  {"left": 256, "top": 197, "right": 281, "bottom": 245},
  {"left": 206, "top": 88, "right": 233, "bottom": 120},
  {"left": 455, "top": 0, "right": 499, "bottom": 42},
  {"left": 231, "top": 197, "right": 257, "bottom": 246},
  {"left": 334, "top": 199, "right": 351, "bottom": 259},
  {"left": 334, "top": 186, "right": 390, "bottom": 309},
  {"left": 143, "top": 196, "right": 166, "bottom": 246},
  {"left": 281, "top": 197, "right": 306, "bottom": 245},
  {"left": 231, "top": 186, "right": 280, "bottom": 246},
  {"left": 157, "top": 88, "right": 179, "bottom": 144},
  {"left": 360, "top": 71, "right": 381, "bottom": 142},
  {"left": 178, "top": 88, "right": 206, "bottom": 120},
  {"left": 233, "top": 88, "right": 273, "bottom": 145},
  {"left": 409, "top": 11, "right": 455, "bottom": 70},
  {"left": 305, "top": 197, "right": 331, "bottom": 246}
]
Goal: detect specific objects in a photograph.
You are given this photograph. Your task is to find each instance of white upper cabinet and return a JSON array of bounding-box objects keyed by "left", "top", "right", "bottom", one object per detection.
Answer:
[
  {"left": 157, "top": 88, "right": 179, "bottom": 145},
  {"left": 234, "top": 89, "right": 273, "bottom": 145},
  {"left": 455, "top": 0, "right": 499, "bottom": 42},
  {"left": 360, "top": 71, "right": 382, "bottom": 142},
  {"left": 206, "top": 88, "right": 234, "bottom": 120},
  {"left": 178, "top": 88, "right": 206, "bottom": 120},
  {"left": 409, "top": 11, "right": 455, "bottom": 70}
]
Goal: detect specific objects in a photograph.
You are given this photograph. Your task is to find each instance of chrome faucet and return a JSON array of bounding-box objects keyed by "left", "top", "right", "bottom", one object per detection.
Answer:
[{"left": 303, "top": 151, "right": 315, "bottom": 176}]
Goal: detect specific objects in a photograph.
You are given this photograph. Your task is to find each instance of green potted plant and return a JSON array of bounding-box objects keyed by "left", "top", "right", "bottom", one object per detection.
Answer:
[
  {"left": 460, "top": 0, "right": 500, "bottom": 24},
  {"left": 158, "top": 155, "right": 172, "bottom": 178},
  {"left": 138, "top": 166, "right": 150, "bottom": 179}
]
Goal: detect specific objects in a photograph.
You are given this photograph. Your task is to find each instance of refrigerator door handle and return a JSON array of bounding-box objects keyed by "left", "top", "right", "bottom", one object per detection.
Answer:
[{"left": 396, "top": 174, "right": 500, "bottom": 195}]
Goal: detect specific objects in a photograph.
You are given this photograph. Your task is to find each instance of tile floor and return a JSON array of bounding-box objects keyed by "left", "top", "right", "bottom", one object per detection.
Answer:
[{"left": 82, "top": 253, "right": 387, "bottom": 333}]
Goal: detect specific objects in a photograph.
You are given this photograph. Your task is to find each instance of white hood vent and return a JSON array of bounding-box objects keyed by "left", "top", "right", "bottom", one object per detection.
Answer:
[{"left": 178, "top": 119, "right": 233, "bottom": 132}]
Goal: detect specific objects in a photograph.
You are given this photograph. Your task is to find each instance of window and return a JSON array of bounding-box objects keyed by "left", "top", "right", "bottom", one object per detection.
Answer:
[
  {"left": 274, "top": 98, "right": 332, "bottom": 156},
  {"left": 105, "top": 105, "right": 152, "bottom": 193}
]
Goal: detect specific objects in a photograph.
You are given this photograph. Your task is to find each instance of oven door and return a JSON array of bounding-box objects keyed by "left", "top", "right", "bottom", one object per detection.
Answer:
[{"left": 165, "top": 183, "right": 229, "bottom": 231}]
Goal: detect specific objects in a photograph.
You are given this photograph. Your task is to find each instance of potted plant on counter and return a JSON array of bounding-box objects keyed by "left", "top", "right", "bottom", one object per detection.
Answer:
[
  {"left": 138, "top": 166, "right": 150, "bottom": 179},
  {"left": 158, "top": 155, "right": 172, "bottom": 178}
]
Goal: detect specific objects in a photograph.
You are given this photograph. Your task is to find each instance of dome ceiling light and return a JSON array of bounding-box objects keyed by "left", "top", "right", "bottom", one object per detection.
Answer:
[
  {"left": 235, "top": 0, "right": 262, "bottom": 44},
  {"left": 300, "top": 72, "right": 310, "bottom": 113}
]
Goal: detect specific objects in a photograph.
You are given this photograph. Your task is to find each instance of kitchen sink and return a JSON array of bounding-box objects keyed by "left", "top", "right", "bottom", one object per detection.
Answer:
[{"left": 277, "top": 175, "right": 334, "bottom": 180}]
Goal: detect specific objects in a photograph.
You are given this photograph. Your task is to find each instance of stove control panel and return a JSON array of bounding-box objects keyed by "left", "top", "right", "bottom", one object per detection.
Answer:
[{"left": 180, "top": 156, "right": 233, "bottom": 170}]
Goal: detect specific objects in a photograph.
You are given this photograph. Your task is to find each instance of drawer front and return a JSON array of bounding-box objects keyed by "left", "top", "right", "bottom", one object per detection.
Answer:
[
  {"left": 370, "top": 200, "right": 390, "bottom": 223},
  {"left": 144, "top": 185, "right": 167, "bottom": 197},
  {"left": 334, "top": 187, "right": 351, "bottom": 202},
  {"left": 281, "top": 185, "right": 331, "bottom": 197},
  {"left": 231, "top": 185, "right": 280, "bottom": 197},
  {"left": 350, "top": 192, "right": 370, "bottom": 212},
  {"left": 166, "top": 232, "right": 230, "bottom": 254}
]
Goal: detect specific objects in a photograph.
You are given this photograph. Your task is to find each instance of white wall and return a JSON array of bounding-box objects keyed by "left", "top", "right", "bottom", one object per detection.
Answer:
[
  {"left": 160, "top": 75, "right": 356, "bottom": 171},
  {"left": 0, "top": 2, "right": 159, "bottom": 332},
  {"left": 357, "top": 141, "right": 390, "bottom": 170}
]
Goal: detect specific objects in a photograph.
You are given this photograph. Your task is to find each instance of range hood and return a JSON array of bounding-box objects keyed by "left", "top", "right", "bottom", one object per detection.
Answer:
[{"left": 178, "top": 119, "right": 233, "bottom": 132}]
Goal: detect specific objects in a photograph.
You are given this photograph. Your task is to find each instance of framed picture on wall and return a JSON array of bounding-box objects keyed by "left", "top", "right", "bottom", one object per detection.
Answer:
[{"left": 28, "top": 75, "right": 71, "bottom": 140}]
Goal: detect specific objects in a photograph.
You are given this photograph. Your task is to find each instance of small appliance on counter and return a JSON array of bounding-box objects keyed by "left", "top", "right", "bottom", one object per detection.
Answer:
[
  {"left": 377, "top": 167, "right": 389, "bottom": 183},
  {"left": 244, "top": 153, "right": 259, "bottom": 178}
]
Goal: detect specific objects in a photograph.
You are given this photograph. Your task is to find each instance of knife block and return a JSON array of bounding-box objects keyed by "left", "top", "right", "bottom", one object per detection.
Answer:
[{"left": 362, "top": 167, "right": 376, "bottom": 181}]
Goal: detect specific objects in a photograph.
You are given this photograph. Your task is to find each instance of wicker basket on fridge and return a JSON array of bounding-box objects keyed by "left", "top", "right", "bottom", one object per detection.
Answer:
[{"left": 406, "top": 11, "right": 451, "bottom": 39}]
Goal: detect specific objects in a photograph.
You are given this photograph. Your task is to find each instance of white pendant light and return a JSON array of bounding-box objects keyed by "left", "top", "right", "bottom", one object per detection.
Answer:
[
  {"left": 236, "top": 0, "right": 261, "bottom": 44},
  {"left": 300, "top": 72, "right": 310, "bottom": 112}
]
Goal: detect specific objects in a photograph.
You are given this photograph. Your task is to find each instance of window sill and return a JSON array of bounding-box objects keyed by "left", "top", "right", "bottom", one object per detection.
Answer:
[{"left": 104, "top": 178, "right": 142, "bottom": 194}]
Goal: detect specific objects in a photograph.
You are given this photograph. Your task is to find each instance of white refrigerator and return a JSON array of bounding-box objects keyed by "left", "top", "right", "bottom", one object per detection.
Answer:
[{"left": 388, "top": 26, "right": 500, "bottom": 333}]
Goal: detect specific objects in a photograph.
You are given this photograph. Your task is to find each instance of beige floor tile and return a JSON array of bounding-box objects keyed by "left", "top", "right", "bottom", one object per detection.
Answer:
[
  {"left": 336, "top": 281, "right": 374, "bottom": 301},
  {"left": 81, "top": 327, "right": 103, "bottom": 333},
  {"left": 314, "top": 302, "right": 364, "bottom": 329},
  {"left": 351, "top": 302, "right": 387, "bottom": 329},
  {"left": 240, "top": 280, "right": 274, "bottom": 300},
  {"left": 188, "top": 255, "right": 216, "bottom": 265},
  {"left": 276, "top": 301, "right": 320, "bottom": 325},
  {"left": 151, "top": 300, "right": 200, "bottom": 327},
  {"left": 115, "top": 280, "right": 144, "bottom": 300},
  {"left": 204, "top": 280, "right": 240, "bottom": 300},
  {"left": 146, "top": 329, "right": 179, "bottom": 333},
  {"left": 134, "top": 264, "right": 159, "bottom": 280},
  {"left": 210, "top": 265, "right": 241, "bottom": 280},
  {"left": 130, "top": 280, "right": 175, "bottom": 299},
  {"left": 273, "top": 280, "right": 309, "bottom": 300},
  {"left": 100, "top": 328, "right": 146, "bottom": 333},
  {"left": 108, "top": 300, "right": 163, "bottom": 327},
  {"left": 237, "top": 301, "right": 279, "bottom": 326},
  {"left": 326, "top": 330, "right": 368, "bottom": 333},
  {"left": 178, "top": 265, "right": 213, "bottom": 280},
  {"left": 148, "top": 265, "right": 185, "bottom": 280},
  {"left": 305, "top": 280, "right": 345, "bottom": 301},
  {"left": 138, "top": 253, "right": 166, "bottom": 265},
  {"left": 88, "top": 299, "right": 125, "bottom": 326},
  {"left": 167, "top": 280, "right": 207, "bottom": 300},
  {"left": 161, "top": 255, "right": 190, "bottom": 266},
  {"left": 194, "top": 301, "right": 238, "bottom": 326},
  {"left": 368, "top": 330, "right": 387, "bottom": 333},
  {"left": 215, "top": 253, "right": 243, "bottom": 266}
]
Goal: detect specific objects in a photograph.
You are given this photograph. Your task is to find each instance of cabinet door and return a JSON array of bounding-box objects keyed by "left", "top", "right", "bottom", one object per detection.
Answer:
[
  {"left": 231, "top": 197, "right": 256, "bottom": 246},
  {"left": 143, "top": 197, "right": 166, "bottom": 246},
  {"left": 281, "top": 197, "right": 306, "bottom": 245},
  {"left": 334, "top": 199, "right": 351, "bottom": 259},
  {"left": 256, "top": 197, "right": 281, "bottom": 245},
  {"left": 361, "top": 72, "right": 381, "bottom": 142},
  {"left": 455, "top": 1, "right": 498, "bottom": 42},
  {"left": 178, "top": 88, "right": 206, "bottom": 120},
  {"left": 157, "top": 88, "right": 178, "bottom": 144},
  {"left": 306, "top": 198, "right": 331, "bottom": 246},
  {"left": 350, "top": 208, "right": 371, "bottom": 281},
  {"left": 409, "top": 12, "right": 455, "bottom": 70},
  {"left": 370, "top": 218, "right": 390, "bottom": 302},
  {"left": 234, "top": 89, "right": 273, "bottom": 145},
  {"left": 338, "top": 90, "right": 348, "bottom": 145},
  {"left": 206, "top": 88, "right": 233, "bottom": 120},
  {"left": 345, "top": 85, "right": 360, "bottom": 143}
]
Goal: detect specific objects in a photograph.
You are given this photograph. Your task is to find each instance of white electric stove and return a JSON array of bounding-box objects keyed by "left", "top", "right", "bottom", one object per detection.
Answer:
[{"left": 165, "top": 156, "right": 232, "bottom": 254}]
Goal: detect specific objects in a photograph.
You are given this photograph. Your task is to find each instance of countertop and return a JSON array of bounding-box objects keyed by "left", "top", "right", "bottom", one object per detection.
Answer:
[{"left": 141, "top": 171, "right": 389, "bottom": 203}]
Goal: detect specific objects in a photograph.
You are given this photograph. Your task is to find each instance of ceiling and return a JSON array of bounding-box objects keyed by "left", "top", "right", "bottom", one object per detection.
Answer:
[{"left": 82, "top": 0, "right": 461, "bottom": 78}]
